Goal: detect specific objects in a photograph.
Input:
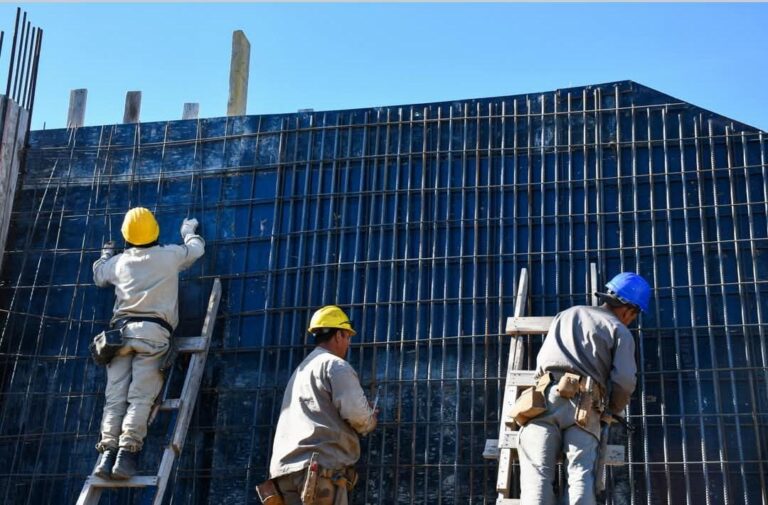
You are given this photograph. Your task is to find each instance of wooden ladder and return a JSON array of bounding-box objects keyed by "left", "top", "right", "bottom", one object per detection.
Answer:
[
  {"left": 77, "top": 277, "right": 222, "bottom": 505},
  {"left": 484, "top": 266, "right": 625, "bottom": 504}
]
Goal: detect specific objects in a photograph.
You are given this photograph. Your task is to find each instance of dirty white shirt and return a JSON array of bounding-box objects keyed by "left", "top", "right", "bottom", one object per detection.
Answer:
[
  {"left": 535, "top": 305, "right": 637, "bottom": 413},
  {"left": 92, "top": 234, "right": 205, "bottom": 330},
  {"left": 270, "top": 347, "right": 377, "bottom": 478}
]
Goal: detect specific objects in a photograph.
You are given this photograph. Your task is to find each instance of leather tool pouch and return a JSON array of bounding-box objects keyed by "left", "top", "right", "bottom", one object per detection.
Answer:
[
  {"left": 556, "top": 372, "right": 581, "bottom": 399},
  {"left": 255, "top": 479, "right": 285, "bottom": 505},
  {"left": 510, "top": 373, "right": 552, "bottom": 427},
  {"left": 574, "top": 390, "right": 593, "bottom": 428},
  {"left": 89, "top": 328, "right": 125, "bottom": 366}
]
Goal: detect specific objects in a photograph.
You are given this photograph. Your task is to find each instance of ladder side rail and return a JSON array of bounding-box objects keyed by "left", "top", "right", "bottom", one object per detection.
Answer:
[
  {"left": 170, "top": 277, "right": 221, "bottom": 453},
  {"left": 75, "top": 486, "right": 101, "bottom": 505},
  {"left": 496, "top": 269, "right": 529, "bottom": 496},
  {"left": 155, "top": 277, "right": 221, "bottom": 505}
]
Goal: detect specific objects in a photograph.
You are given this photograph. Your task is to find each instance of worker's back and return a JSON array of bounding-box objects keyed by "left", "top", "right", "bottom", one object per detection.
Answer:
[
  {"left": 535, "top": 304, "right": 636, "bottom": 396},
  {"left": 94, "top": 240, "right": 204, "bottom": 328}
]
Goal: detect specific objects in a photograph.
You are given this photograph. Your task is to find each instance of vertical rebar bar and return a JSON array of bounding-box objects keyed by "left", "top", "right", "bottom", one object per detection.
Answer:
[{"left": 5, "top": 8, "right": 21, "bottom": 97}]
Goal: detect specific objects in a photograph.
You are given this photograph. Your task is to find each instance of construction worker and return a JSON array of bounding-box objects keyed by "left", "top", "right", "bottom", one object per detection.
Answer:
[
  {"left": 515, "top": 272, "right": 651, "bottom": 505},
  {"left": 91, "top": 207, "right": 204, "bottom": 480},
  {"left": 263, "top": 305, "right": 378, "bottom": 505}
]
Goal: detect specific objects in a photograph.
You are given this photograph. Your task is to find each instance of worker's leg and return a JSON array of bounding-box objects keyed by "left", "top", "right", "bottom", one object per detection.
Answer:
[
  {"left": 118, "top": 322, "right": 169, "bottom": 451},
  {"left": 562, "top": 425, "right": 599, "bottom": 505},
  {"left": 98, "top": 347, "right": 133, "bottom": 450},
  {"left": 518, "top": 408, "right": 562, "bottom": 505}
]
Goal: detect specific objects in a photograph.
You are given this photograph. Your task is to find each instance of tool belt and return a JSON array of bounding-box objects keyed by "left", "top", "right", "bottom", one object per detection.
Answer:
[
  {"left": 113, "top": 316, "right": 174, "bottom": 335},
  {"left": 319, "top": 466, "right": 359, "bottom": 491},
  {"left": 89, "top": 317, "right": 173, "bottom": 366}
]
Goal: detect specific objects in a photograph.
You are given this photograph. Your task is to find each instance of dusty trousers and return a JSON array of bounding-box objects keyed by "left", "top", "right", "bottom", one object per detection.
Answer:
[
  {"left": 275, "top": 470, "right": 348, "bottom": 505},
  {"left": 517, "top": 384, "right": 600, "bottom": 505},
  {"left": 98, "top": 322, "right": 169, "bottom": 452}
]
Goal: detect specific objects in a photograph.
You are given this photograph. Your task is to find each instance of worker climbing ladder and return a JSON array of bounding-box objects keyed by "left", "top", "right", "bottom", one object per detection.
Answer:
[
  {"left": 484, "top": 266, "right": 625, "bottom": 504},
  {"left": 76, "top": 277, "right": 222, "bottom": 505}
]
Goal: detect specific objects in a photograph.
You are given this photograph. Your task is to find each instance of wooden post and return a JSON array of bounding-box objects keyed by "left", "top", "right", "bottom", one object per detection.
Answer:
[
  {"left": 123, "top": 91, "right": 141, "bottom": 123},
  {"left": 227, "top": 30, "right": 250, "bottom": 116},
  {"left": 67, "top": 88, "right": 87, "bottom": 128},
  {"left": 182, "top": 103, "right": 199, "bottom": 120},
  {"left": 0, "top": 96, "right": 30, "bottom": 278}
]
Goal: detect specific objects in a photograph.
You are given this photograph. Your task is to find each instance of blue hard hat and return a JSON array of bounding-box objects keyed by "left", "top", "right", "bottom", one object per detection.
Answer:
[{"left": 602, "top": 272, "right": 652, "bottom": 312}]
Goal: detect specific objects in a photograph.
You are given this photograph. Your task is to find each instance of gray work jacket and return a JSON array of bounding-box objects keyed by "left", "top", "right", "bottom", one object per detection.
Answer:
[
  {"left": 92, "top": 234, "right": 205, "bottom": 330},
  {"left": 269, "top": 347, "right": 377, "bottom": 479},
  {"left": 535, "top": 305, "right": 637, "bottom": 413}
]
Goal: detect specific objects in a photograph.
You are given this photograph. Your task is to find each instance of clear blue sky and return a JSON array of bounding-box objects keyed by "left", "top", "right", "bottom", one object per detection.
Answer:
[{"left": 2, "top": 3, "right": 767, "bottom": 132}]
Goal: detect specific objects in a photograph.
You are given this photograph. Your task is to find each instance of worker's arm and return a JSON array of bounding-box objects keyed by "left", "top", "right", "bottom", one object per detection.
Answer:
[
  {"left": 175, "top": 218, "right": 205, "bottom": 271},
  {"left": 608, "top": 326, "right": 637, "bottom": 413},
  {"left": 328, "top": 361, "right": 377, "bottom": 435},
  {"left": 92, "top": 242, "right": 118, "bottom": 287}
]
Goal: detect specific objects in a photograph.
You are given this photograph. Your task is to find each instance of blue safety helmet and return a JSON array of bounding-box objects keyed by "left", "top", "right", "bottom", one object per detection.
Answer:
[{"left": 597, "top": 272, "right": 652, "bottom": 313}]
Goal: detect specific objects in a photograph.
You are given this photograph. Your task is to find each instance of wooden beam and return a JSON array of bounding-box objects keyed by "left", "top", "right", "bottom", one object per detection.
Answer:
[
  {"left": 0, "top": 98, "right": 29, "bottom": 280},
  {"left": 227, "top": 30, "right": 250, "bottom": 116},
  {"left": 182, "top": 103, "right": 199, "bottom": 120},
  {"left": 505, "top": 316, "right": 554, "bottom": 335},
  {"left": 67, "top": 88, "right": 87, "bottom": 128},
  {"left": 84, "top": 475, "right": 158, "bottom": 488},
  {"left": 123, "top": 91, "right": 141, "bottom": 123}
]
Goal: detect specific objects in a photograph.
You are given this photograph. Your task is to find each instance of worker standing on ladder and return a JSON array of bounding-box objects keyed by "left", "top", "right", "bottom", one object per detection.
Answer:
[
  {"left": 515, "top": 272, "right": 651, "bottom": 505},
  {"left": 91, "top": 207, "right": 204, "bottom": 480},
  {"left": 258, "top": 306, "right": 378, "bottom": 505}
]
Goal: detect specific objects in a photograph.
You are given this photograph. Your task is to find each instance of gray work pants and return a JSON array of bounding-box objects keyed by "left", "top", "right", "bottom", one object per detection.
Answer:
[
  {"left": 98, "top": 322, "right": 169, "bottom": 452},
  {"left": 275, "top": 469, "right": 348, "bottom": 505},
  {"left": 517, "top": 385, "right": 600, "bottom": 505}
]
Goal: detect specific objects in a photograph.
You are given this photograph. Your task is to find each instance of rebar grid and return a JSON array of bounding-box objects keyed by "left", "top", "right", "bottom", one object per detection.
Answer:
[{"left": 0, "top": 81, "right": 766, "bottom": 504}]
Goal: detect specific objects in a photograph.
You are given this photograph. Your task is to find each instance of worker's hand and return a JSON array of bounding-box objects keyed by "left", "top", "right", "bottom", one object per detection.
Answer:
[
  {"left": 100, "top": 241, "right": 116, "bottom": 260},
  {"left": 180, "top": 218, "right": 198, "bottom": 239}
]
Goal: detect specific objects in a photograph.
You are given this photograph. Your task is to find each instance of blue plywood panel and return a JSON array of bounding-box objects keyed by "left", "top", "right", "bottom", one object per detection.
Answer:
[{"left": 0, "top": 81, "right": 766, "bottom": 504}]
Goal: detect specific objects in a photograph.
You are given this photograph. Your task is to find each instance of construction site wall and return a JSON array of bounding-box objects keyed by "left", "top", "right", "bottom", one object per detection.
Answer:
[{"left": 0, "top": 80, "right": 766, "bottom": 504}]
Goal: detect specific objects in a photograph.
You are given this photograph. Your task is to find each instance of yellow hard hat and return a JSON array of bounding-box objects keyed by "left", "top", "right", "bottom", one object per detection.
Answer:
[
  {"left": 307, "top": 305, "right": 356, "bottom": 336},
  {"left": 121, "top": 207, "right": 159, "bottom": 246}
]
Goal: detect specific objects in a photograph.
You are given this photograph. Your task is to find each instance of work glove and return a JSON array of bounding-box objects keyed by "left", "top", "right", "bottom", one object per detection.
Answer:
[
  {"left": 101, "top": 241, "right": 116, "bottom": 260},
  {"left": 180, "top": 218, "right": 199, "bottom": 239}
]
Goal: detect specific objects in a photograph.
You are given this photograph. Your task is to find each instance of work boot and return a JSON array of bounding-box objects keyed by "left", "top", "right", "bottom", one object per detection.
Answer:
[
  {"left": 111, "top": 448, "right": 139, "bottom": 480},
  {"left": 93, "top": 447, "right": 117, "bottom": 479}
]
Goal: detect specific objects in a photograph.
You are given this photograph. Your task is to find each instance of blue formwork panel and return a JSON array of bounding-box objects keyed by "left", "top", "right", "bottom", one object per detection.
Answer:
[{"left": 0, "top": 81, "right": 767, "bottom": 504}]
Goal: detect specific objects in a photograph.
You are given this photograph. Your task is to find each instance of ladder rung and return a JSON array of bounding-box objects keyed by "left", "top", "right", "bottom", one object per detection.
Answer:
[
  {"left": 160, "top": 398, "right": 181, "bottom": 410},
  {"left": 484, "top": 436, "right": 626, "bottom": 465},
  {"left": 497, "top": 500, "right": 520, "bottom": 505},
  {"left": 505, "top": 370, "right": 536, "bottom": 387},
  {"left": 506, "top": 316, "right": 554, "bottom": 334},
  {"left": 174, "top": 336, "right": 207, "bottom": 353},
  {"left": 85, "top": 475, "right": 159, "bottom": 488}
]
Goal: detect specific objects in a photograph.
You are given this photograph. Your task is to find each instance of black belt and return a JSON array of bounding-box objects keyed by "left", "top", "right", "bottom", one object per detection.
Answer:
[{"left": 112, "top": 316, "right": 174, "bottom": 335}]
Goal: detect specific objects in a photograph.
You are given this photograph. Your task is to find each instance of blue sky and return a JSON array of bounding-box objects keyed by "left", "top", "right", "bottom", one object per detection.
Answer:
[{"left": 2, "top": 3, "right": 767, "bottom": 132}]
